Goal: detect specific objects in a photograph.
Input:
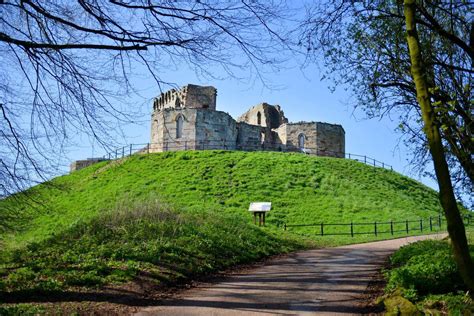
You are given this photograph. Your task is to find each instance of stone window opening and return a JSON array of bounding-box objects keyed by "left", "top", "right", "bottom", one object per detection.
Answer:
[
  {"left": 298, "top": 133, "right": 305, "bottom": 149},
  {"left": 257, "top": 111, "right": 262, "bottom": 125},
  {"left": 176, "top": 115, "right": 184, "bottom": 139},
  {"left": 202, "top": 104, "right": 209, "bottom": 109}
]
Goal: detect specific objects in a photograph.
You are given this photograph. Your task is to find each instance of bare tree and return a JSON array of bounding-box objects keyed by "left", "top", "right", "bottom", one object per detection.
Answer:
[{"left": 0, "top": 0, "right": 291, "bottom": 197}]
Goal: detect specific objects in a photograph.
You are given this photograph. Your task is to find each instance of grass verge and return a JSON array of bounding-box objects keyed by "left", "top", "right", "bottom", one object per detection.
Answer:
[{"left": 380, "top": 230, "right": 474, "bottom": 315}]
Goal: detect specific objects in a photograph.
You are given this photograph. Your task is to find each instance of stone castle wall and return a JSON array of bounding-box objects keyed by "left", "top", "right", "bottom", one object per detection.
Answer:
[
  {"left": 71, "top": 84, "right": 346, "bottom": 172},
  {"left": 70, "top": 158, "right": 108, "bottom": 172},
  {"left": 315, "top": 122, "right": 345, "bottom": 157},
  {"left": 153, "top": 84, "right": 217, "bottom": 112},
  {"left": 195, "top": 110, "right": 238, "bottom": 150},
  {"left": 236, "top": 122, "right": 263, "bottom": 150},
  {"left": 237, "top": 103, "right": 288, "bottom": 128},
  {"left": 282, "top": 122, "right": 318, "bottom": 151},
  {"left": 150, "top": 85, "right": 345, "bottom": 155},
  {"left": 150, "top": 108, "right": 239, "bottom": 152}
]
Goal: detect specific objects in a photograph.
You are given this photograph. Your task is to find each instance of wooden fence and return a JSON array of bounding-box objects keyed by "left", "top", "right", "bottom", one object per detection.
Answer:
[{"left": 284, "top": 215, "right": 473, "bottom": 237}]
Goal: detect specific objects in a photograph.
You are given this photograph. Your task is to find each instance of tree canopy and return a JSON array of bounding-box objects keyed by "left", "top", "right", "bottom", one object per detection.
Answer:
[{"left": 300, "top": 0, "right": 473, "bottom": 205}]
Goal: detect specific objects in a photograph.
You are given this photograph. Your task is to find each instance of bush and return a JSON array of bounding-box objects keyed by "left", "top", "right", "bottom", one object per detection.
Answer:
[
  {"left": 384, "top": 235, "right": 474, "bottom": 315},
  {"left": 389, "top": 239, "right": 450, "bottom": 267},
  {"left": 387, "top": 250, "right": 462, "bottom": 295}
]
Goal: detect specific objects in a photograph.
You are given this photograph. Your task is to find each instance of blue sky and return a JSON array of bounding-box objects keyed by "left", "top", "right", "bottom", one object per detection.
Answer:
[{"left": 67, "top": 60, "right": 438, "bottom": 192}]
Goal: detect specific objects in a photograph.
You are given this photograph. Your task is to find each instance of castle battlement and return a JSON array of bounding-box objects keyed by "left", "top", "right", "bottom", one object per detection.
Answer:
[{"left": 153, "top": 84, "right": 217, "bottom": 112}]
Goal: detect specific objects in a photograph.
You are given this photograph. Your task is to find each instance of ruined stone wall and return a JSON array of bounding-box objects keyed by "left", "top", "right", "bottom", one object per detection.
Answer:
[
  {"left": 70, "top": 158, "right": 108, "bottom": 172},
  {"left": 148, "top": 84, "right": 344, "bottom": 156},
  {"left": 315, "top": 122, "right": 345, "bottom": 157},
  {"left": 236, "top": 122, "right": 262, "bottom": 150},
  {"left": 284, "top": 123, "right": 318, "bottom": 153},
  {"left": 151, "top": 108, "right": 238, "bottom": 152},
  {"left": 153, "top": 84, "right": 217, "bottom": 112},
  {"left": 184, "top": 85, "right": 217, "bottom": 110},
  {"left": 237, "top": 103, "right": 288, "bottom": 128},
  {"left": 150, "top": 108, "right": 198, "bottom": 152},
  {"left": 195, "top": 110, "right": 237, "bottom": 150}
]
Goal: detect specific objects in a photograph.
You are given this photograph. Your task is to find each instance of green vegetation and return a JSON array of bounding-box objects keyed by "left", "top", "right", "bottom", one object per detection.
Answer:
[
  {"left": 0, "top": 150, "right": 449, "bottom": 309},
  {"left": 1, "top": 151, "right": 443, "bottom": 248},
  {"left": 382, "top": 233, "right": 474, "bottom": 314},
  {"left": 0, "top": 200, "right": 303, "bottom": 294}
]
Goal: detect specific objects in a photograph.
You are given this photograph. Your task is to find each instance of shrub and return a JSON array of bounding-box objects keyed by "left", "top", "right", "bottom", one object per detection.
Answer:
[{"left": 384, "top": 235, "right": 474, "bottom": 315}]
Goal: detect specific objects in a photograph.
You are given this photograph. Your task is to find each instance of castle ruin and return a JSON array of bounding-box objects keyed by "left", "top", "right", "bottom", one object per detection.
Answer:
[
  {"left": 70, "top": 84, "right": 345, "bottom": 172},
  {"left": 149, "top": 84, "right": 345, "bottom": 156}
]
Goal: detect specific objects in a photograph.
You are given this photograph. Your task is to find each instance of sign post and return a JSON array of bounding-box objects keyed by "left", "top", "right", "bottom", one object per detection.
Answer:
[{"left": 248, "top": 202, "right": 271, "bottom": 226}]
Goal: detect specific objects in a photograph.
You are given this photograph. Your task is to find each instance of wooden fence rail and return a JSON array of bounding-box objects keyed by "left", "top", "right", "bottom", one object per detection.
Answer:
[{"left": 284, "top": 215, "right": 473, "bottom": 237}]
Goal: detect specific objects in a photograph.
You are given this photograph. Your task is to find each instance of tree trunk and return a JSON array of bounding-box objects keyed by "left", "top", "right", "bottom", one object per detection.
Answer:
[{"left": 404, "top": 0, "right": 474, "bottom": 293}]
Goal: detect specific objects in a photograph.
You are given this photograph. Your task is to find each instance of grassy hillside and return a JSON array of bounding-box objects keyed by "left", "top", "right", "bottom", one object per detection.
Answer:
[
  {"left": 2, "top": 150, "right": 442, "bottom": 250},
  {"left": 0, "top": 150, "right": 447, "bottom": 312}
]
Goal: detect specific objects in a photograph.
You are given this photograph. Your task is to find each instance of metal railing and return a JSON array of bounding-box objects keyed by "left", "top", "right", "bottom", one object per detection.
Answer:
[
  {"left": 283, "top": 215, "right": 473, "bottom": 237},
  {"left": 99, "top": 140, "right": 394, "bottom": 172}
]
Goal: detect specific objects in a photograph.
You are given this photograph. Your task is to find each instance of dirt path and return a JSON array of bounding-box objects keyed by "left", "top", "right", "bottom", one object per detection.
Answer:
[{"left": 135, "top": 234, "right": 446, "bottom": 315}]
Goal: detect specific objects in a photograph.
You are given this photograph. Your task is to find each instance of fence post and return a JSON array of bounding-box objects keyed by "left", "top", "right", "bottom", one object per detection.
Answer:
[
  {"left": 147, "top": 143, "right": 150, "bottom": 154},
  {"left": 115, "top": 149, "right": 118, "bottom": 159},
  {"left": 320, "top": 223, "right": 324, "bottom": 236},
  {"left": 430, "top": 216, "right": 432, "bottom": 231},
  {"left": 364, "top": 156, "right": 367, "bottom": 164},
  {"left": 129, "top": 144, "right": 132, "bottom": 156},
  {"left": 390, "top": 220, "right": 393, "bottom": 235},
  {"left": 122, "top": 146, "right": 125, "bottom": 158},
  {"left": 420, "top": 218, "right": 423, "bottom": 232},
  {"left": 108, "top": 152, "right": 111, "bottom": 160},
  {"left": 406, "top": 220, "right": 409, "bottom": 234},
  {"left": 374, "top": 221, "right": 377, "bottom": 236},
  {"left": 382, "top": 162, "right": 384, "bottom": 168},
  {"left": 351, "top": 221, "right": 354, "bottom": 237},
  {"left": 373, "top": 159, "right": 376, "bottom": 167},
  {"left": 348, "top": 153, "right": 351, "bottom": 159}
]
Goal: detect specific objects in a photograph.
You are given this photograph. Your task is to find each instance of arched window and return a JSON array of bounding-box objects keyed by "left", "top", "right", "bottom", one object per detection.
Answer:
[
  {"left": 176, "top": 115, "right": 184, "bottom": 138},
  {"left": 298, "top": 133, "right": 305, "bottom": 149},
  {"left": 257, "top": 111, "right": 262, "bottom": 125}
]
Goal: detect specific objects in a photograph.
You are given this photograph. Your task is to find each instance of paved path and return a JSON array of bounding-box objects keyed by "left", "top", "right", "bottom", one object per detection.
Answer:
[{"left": 136, "top": 234, "right": 446, "bottom": 316}]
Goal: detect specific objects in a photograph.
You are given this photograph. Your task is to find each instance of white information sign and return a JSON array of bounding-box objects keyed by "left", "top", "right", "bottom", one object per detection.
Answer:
[{"left": 248, "top": 202, "right": 272, "bottom": 212}]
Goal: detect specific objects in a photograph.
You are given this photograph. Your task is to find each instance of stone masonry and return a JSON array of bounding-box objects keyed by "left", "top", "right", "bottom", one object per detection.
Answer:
[
  {"left": 70, "top": 84, "right": 345, "bottom": 172},
  {"left": 149, "top": 84, "right": 345, "bottom": 157}
]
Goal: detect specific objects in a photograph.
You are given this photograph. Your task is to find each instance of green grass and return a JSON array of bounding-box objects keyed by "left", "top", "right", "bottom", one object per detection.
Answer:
[
  {"left": 0, "top": 200, "right": 305, "bottom": 294},
  {"left": 382, "top": 231, "right": 474, "bottom": 315},
  {"left": 1, "top": 151, "right": 444, "bottom": 249},
  {"left": 0, "top": 150, "right": 450, "bottom": 301}
]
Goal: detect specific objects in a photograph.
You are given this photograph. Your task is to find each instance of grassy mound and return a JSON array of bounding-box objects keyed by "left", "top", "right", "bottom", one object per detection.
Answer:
[
  {"left": 1, "top": 150, "right": 443, "bottom": 251},
  {"left": 0, "top": 200, "right": 303, "bottom": 294},
  {"left": 0, "top": 150, "right": 448, "bottom": 307},
  {"left": 382, "top": 233, "right": 474, "bottom": 314}
]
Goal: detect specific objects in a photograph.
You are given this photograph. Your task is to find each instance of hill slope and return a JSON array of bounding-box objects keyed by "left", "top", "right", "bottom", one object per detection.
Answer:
[
  {"left": 2, "top": 150, "right": 441, "bottom": 249},
  {"left": 0, "top": 150, "right": 445, "bottom": 309}
]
